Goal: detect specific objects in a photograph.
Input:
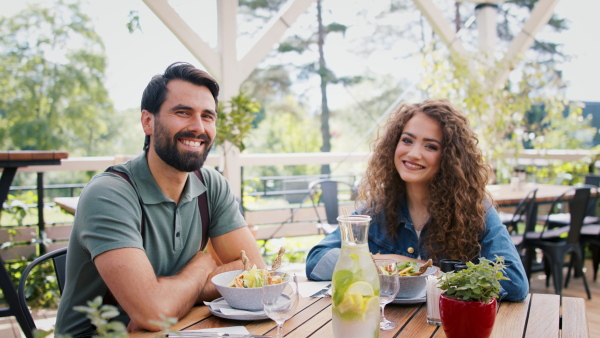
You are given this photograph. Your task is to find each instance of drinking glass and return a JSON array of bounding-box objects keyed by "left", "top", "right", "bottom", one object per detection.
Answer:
[
  {"left": 375, "top": 260, "right": 401, "bottom": 330},
  {"left": 261, "top": 272, "right": 299, "bottom": 338}
]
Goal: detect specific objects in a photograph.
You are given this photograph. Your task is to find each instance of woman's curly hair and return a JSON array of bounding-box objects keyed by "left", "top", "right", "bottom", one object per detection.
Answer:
[{"left": 358, "top": 99, "right": 492, "bottom": 263}]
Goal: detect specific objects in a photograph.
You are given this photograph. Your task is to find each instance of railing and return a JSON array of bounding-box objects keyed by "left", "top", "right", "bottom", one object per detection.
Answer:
[{"left": 1, "top": 149, "right": 597, "bottom": 261}]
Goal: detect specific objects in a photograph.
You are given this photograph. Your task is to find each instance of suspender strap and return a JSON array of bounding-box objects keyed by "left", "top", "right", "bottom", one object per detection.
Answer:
[{"left": 193, "top": 170, "right": 211, "bottom": 251}]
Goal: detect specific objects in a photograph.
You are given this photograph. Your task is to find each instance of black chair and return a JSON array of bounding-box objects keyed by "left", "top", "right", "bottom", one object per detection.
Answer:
[
  {"left": 17, "top": 247, "right": 67, "bottom": 331},
  {"left": 0, "top": 255, "right": 33, "bottom": 338},
  {"left": 308, "top": 179, "right": 356, "bottom": 234},
  {"left": 499, "top": 188, "right": 538, "bottom": 235},
  {"left": 540, "top": 177, "right": 600, "bottom": 228},
  {"left": 524, "top": 187, "right": 592, "bottom": 299}
]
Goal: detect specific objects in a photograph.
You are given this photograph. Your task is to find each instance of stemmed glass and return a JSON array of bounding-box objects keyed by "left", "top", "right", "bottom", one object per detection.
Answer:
[
  {"left": 375, "top": 259, "right": 401, "bottom": 330},
  {"left": 261, "top": 272, "right": 300, "bottom": 338}
]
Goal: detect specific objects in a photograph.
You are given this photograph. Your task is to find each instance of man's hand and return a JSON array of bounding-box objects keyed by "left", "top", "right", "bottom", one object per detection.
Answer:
[{"left": 95, "top": 248, "right": 217, "bottom": 331}]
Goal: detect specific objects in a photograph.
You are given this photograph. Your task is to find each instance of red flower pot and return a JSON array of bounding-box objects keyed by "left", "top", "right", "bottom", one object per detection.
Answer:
[{"left": 439, "top": 293, "right": 497, "bottom": 338}]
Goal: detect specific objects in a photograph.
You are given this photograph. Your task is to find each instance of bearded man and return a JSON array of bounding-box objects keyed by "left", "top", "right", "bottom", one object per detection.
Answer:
[{"left": 56, "top": 62, "right": 265, "bottom": 336}]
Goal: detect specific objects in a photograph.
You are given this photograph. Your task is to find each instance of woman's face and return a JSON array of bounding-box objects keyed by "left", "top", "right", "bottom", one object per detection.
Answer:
[{"left": 394, "top": 113, "right": 443, "bottom": 187}]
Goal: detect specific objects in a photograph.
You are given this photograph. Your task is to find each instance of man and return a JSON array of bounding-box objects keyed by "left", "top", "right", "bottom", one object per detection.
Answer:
[{"left": 55, "top": 62, "right": 265, "bottom": 335}]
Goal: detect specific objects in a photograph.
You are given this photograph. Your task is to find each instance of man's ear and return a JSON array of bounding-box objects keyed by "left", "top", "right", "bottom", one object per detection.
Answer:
[{"left": 141, "top": 110, "right": 154, "bottom": 136}]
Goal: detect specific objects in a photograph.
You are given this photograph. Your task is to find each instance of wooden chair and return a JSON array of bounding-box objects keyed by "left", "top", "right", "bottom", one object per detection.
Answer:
[
  {"left": 17, "top": 247, "right": 67, "bottom": 331},
  {"left": 0, "top": 255, "right": 33, "bottom": 338}
]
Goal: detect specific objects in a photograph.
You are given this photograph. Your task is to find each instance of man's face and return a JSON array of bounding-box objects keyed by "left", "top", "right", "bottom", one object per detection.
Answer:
[{"left": 149, "top": 79, "right": 217, "bottom": 172}]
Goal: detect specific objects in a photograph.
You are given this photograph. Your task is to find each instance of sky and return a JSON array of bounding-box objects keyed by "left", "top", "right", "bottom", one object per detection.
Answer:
[{"left": 2, "top": 0, "right": 599, "bottom": 111}]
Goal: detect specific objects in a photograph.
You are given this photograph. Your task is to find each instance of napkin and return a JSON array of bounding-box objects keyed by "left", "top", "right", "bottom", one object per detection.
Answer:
[
  {"left": 204, "top": 298, "right": 265, "bottom": 316},
  {"left": 167, "top": 326, "right": 250, "bottom": 337},
  {"left": 298, "top": 281, "right": 331, "bottom": 298}
]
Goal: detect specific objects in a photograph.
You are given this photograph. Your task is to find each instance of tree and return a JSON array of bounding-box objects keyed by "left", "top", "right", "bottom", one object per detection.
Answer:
[
  {"left": 0, "top": 0, "right": 115, "bottom": 156},
  {"left": 240, "top": 0, "right": 354, "bottom": 175}
]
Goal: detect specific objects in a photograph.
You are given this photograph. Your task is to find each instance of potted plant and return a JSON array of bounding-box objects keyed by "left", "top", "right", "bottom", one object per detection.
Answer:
[{"left": 437, "top": 256, "right": 509, "bottom": 338}]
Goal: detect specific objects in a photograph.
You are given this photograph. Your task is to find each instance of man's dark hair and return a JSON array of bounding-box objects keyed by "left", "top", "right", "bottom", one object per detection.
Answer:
[{"left": 141, "top": 62, "right": 219, "bottom": 151}]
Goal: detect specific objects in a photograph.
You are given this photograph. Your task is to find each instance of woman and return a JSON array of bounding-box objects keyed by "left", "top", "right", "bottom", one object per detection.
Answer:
[{"left": 305, "top": 99, "right": 528, "bottom": 302}]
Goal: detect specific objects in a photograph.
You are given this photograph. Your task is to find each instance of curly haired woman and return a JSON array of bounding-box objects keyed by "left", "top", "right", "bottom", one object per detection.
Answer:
[{"left": 305, "top": 99, "right": 528, "bottom": 302}]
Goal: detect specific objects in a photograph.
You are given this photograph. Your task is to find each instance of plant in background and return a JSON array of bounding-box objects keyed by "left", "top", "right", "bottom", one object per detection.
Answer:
[
  {"left": 216, "top": 92, "right": 261, "bottom": 152},
  {"left": 438, "top": 256, "right": 509, "bottom": 303}
]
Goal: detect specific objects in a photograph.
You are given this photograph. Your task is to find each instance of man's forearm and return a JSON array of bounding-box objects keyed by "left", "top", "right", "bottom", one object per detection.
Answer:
[{"left": 197, "top": 259, "right": 246, "bottom": 302}]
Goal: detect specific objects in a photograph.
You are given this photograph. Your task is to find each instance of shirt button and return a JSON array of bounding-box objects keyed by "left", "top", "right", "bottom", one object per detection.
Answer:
[
  {"left": 176, "top": 232, "right": 180, "bottom": 237},
  {"left": 408, "top": 247, "right": 415, "bottom": 254}
]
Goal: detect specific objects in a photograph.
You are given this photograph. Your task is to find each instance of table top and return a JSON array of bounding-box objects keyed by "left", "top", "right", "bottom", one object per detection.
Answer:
[
  {"left": 0, "top": 150, "right": 69, "bottom": 168},
  {"left": 129, "top": 293, "right": 588, "bottom": 337},
  {"left": 487, "top": 183, "right": 575, "bottom": 207}
]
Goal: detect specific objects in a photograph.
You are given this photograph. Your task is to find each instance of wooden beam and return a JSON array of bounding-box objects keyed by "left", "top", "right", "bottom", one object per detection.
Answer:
[
  {"left": 494, "top": 0, "right": 561, "bottom": 88},
  {"left": 238, "top": 0, "right": 316, "bottom": 81},
  {"left": 142, "top": 0, "right": 221, "bottom": 79},
  {"left": 412, "top": 0, "right": 469, "bottom": 57}
]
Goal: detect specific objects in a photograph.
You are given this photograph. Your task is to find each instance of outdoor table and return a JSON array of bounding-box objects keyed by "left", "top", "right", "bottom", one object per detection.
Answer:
[
  {"left": 54, "top": 196, "right": 79, "bottom": 215},
  {"left": 487, "top": 183, "right": 576, "bottom": 207},
  {"left": 129, "top": 293, "right": 588, "bottom": 337},
  {"left": 0, "top": 151, "right": 69, "bottom": 246}
]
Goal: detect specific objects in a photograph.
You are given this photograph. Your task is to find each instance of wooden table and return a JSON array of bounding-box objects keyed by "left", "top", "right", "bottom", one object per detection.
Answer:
[
  {"left": 487, "top": 183, "right": 575, "bottom": 207},
  {"left": 54, "top": 196, "right": 79, "bottom": 215},
  {"left": 130, "top": 293, "right": 588, "bottom": 337}
]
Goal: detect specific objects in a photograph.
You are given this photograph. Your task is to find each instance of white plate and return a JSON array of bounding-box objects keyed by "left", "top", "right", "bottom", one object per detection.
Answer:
[
  {"left": 391, "top": 289, "right": 426, "bottom": 304},
  {"left": 208, "top": 297, "right": 270, "bottom": 321}
]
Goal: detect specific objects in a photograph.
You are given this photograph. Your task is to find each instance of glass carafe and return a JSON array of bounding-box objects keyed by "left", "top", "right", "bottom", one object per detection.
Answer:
[{"left": 331, "top": 215, "right": 380, "bottom": 338}]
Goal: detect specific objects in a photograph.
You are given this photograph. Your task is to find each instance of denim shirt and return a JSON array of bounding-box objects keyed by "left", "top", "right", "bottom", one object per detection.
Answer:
[{"left": 305, "top": 201, "right": 529, "bottom": 302}]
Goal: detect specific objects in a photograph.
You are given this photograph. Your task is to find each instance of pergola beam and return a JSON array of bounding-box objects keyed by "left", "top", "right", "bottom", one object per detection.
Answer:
[
  {"left": 413, "top": 0, "right": 469, "bottom": 58},
  {"left": 494, "top": 0, "right": 560, "bottom": 88},
  {"left": 142, "top": 0, "right": 221, "bottom": 79},
  {"left": 239, "top": 0, "right": 315, "bottom": 82}
]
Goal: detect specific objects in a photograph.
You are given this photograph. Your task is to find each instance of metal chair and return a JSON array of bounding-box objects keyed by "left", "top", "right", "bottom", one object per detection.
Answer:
[
  {"left": 308, "top": 179, "right": 356, "bottom": 234},
  {"left": 17, "top": 247, "right": 67, "bottom": 331},
  {"left": 539, "top": 177, "right": 600, "bottom": 228},
  {"left": 0, "top": 255, "right": 33, "bottom": 338},
  {"left": 524, "top": 187, "right": 592, "bottom": 299},
  {"left": 499, "top": 188, "right": 538, "bottom": 235}
]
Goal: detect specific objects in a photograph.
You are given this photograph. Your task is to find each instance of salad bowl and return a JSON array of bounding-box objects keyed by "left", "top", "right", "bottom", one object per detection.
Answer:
[{"left": 211, "top": 269, "right": 287, "bottom": 311}]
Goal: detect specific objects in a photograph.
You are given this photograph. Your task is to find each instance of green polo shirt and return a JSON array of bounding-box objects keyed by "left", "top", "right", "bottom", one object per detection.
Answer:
[{"left": 55, "top": 153, "right": 245, "bottom": 336}]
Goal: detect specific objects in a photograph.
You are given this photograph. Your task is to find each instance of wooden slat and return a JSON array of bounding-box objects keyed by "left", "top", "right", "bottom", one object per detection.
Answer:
[
  {"left": 255, "top": 222, "right": 322, "bottom": 240},
  {"left": 562, "top": 296, "right": 589, "bottom": 338},
  {"left": 0, "top": 226, "right": 37, "bottom": 242},
  {"left": 0, "top": 244, "right": 36, "bottom": 261},
  {"left": 491, "top": 294, "right": 531, "bottom": 337},
  {"left": 525, "top": 293, "right": 560, "bottom": 337},
  {"left": 45, "top": 225, "right": 73, "bottom": 240},
  {"left": 396, "top": 304, "right": 438, "bottom": 337},
  {"left": 285, "top": 298, "right": 332, "bottom": 338},
  {"left": 47, "top": 242, "right": 68, "bottom": 252}
]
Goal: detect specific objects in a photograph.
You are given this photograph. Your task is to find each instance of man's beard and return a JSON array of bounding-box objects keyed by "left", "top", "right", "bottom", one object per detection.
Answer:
[{"left": 153, "top": 121, "right": 213, "bottom": 172}]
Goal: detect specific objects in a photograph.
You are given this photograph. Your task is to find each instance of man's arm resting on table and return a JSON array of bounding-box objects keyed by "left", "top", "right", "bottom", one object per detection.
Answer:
[
  {"left": 200, "top": 226, "right": 267, "bottom": 300},
  {"left": 94, "top": 248, "right": 217, "bottom": 331}
]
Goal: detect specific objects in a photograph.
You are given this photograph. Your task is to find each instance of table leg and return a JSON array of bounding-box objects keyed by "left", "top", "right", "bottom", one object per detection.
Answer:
[
  {"left": 37, "top": 172, "right": 46, "bottom": 254},
  {"left": 0, "top": 167, "right": 17, "bottom": 208}
]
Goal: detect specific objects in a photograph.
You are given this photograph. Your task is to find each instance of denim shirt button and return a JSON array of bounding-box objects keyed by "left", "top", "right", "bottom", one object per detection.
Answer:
[{"left": 408, "top": 247, "right": 414, "bottom": 254}]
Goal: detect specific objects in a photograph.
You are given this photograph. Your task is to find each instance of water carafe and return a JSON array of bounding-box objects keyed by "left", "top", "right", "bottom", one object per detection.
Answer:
[{"left": 331, "top": 215, "right": 380, "bottom": 337}]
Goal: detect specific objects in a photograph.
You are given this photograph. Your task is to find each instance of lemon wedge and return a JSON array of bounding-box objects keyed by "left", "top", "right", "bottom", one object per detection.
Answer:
[{"left": 345, "top": 281, "right": 375, "bottom": 297}]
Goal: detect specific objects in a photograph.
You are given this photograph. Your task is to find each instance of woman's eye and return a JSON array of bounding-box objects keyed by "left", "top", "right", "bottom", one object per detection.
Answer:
[
  {"left": 401, "top": 138, "right": 413, "bottom": 144},
  {"left": 426, "top": 144, "right": 439, "bottom": 151}
]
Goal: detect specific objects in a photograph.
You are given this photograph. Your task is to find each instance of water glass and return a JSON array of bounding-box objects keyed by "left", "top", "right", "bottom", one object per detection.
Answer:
[
  {"left": 375, "top": 260, "right": 401, "bottom": 330},
  {"left": 262, "top": 272, "right": 299, "bottom": 338}
]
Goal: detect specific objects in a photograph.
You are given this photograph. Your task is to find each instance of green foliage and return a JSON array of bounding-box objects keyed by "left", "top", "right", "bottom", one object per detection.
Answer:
[
  {"left": 438, "top": 256, "right": 509, "bottom": 303},
  {"left": 5, "top": 258, "right": 61, "bottom": 309},
  {"left": 0, "top": 0, "right": 115, "bottom": 155},
  {"left": 418, "top": 44, "right": 592, "bottom": 182},
  {"left": 73, "top": 296, "right": 127, "bottom": 337},
  {"left": 216, "top": 92, "right": 261, "bottom": 152},
  {"left": 2, "top": 194, "right": 31, "bottom": 226}
]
